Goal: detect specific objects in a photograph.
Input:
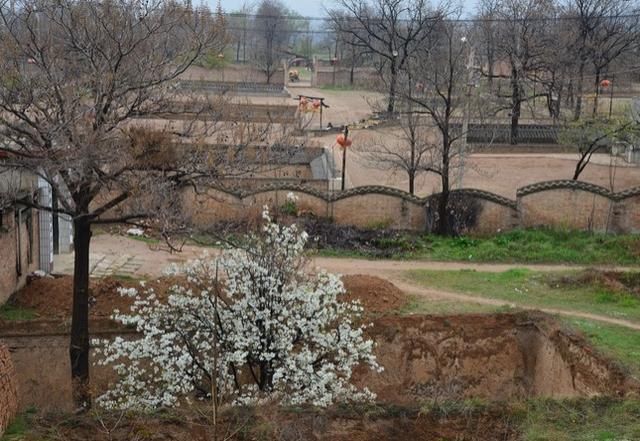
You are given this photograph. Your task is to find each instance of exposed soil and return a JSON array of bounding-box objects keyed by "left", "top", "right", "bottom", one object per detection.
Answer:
[
  {"left": 8, "top": 275, "right": 180, "bottom": 320},
  {"left": 342, "top": 275, "right": 407, "bottom": 313},
  {"left": 355, "top": 313, "right": 638, "bottom": 404},
  {"left": 9, "top": 273, "right": 407, "bottom": 320}
]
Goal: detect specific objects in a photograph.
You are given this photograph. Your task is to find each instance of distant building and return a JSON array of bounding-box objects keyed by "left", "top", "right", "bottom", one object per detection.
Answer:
[
  {"left": 216, "top": 145, "right": 340, "bottom": 192},
  {"left": 0, "top": 170, "right": 72, "bottom": 302}
]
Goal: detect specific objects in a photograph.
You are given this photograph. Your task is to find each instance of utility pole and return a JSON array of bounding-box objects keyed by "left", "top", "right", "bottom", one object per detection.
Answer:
[{"left": 341, "top": 126, "right": 349, "bottom": 191}]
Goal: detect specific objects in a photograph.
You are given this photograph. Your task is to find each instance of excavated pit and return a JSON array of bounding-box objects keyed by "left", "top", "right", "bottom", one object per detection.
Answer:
[
  {"left": 1, "top": 312, "right": 637, "bottom": 411},
  {"left": 356, "top": 312, "right": 637, "bottom": 403}
]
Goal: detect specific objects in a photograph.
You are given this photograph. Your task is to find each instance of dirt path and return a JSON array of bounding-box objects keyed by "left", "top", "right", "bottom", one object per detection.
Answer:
[
  {"left": 386, "top": 275, "right": 640, "bottom": 331},
  {"left": 52, "top": 234, "right": 640, "bottom": 330}
]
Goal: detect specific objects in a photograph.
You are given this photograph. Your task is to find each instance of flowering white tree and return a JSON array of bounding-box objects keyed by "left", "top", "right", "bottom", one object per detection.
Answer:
[{"left": 95, "top": 209, "right": 381, "bottom": 410}]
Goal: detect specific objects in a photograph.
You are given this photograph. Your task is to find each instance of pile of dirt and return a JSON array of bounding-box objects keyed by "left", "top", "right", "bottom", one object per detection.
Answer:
[
  {"left": 551, "top": 269, "right": 640, "bottom": 297},
  {"left": 342, "top": 275, "right": 407, "bottom": 313},
  {"left": 10, "top": 273, "right": 406, "bottom": 320},
  {"left": 9, "top": 276, "right": 181, "bottom": 320}
]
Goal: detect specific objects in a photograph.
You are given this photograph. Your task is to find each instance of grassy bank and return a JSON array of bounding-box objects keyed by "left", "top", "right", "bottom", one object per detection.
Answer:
[
  {"left": 316, "top": 228, "right": 640, "bottom": 265},
  {"left": 405, "top": 268, "right": 640, "bottom": 322}
]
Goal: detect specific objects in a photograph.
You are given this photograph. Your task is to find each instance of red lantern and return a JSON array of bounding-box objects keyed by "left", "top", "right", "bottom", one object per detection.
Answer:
[
  {"left": 336, "top": 134, "right": 352, "bottom": 148},
  {"left": 312, "top": 99, "right": 321, "bottom": 110},
  {"left": 600, "top": 79, "right": 611, "bottom": 88},
  {"left": 299, "top": 96, "right": 308, "bottom": 111}
]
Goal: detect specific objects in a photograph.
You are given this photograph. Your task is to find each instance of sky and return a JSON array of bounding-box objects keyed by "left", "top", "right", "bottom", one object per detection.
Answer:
[{"left": 216, "top": 0, "right": 480, "bottom": 18}]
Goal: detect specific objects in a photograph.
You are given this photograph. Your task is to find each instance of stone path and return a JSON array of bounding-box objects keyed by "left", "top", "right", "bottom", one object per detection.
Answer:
[{"left": 54, "top": 251, "right": 144, "bottom": 278}]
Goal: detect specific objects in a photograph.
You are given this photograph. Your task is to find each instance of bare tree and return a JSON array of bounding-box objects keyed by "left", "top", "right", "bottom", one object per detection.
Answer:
[
  {"left": 252, "top": 0, "right": 292, "bottom": 84},
  {"left": 564, "top": 0, "right": 640, "bottom": 120},
  {"left": 329, "top": 0, "right": 444, "bottom": 114},
  {"left": 399, "top": 18, "right": 481, "bottom": 235},
  {"left": 229, "top": 2, "right": 254, "bottom": 62},
  {"left": 329, "top": 12, "right": 370, "bottom": 87},
  {"left": 490, "top": 0, "right": 555, "bottom": 144},
  {"left": 474, "top": 0, "right": 501, "bottom": 91},
  {"left": 358, "top": 113, "right": 437, "bottom": 195},
  {"left": 0, "top": 0, "right": 227, "bottom": 410},
  {"left": 560, "top": 116, "right": 640, "bottom": 180}
]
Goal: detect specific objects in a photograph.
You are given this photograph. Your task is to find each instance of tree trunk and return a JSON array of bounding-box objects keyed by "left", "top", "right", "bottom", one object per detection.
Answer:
[
  {"left": 574, "top": 61, "right": 585, "bottom": 121},
  {"left": 592, "top": 70, "right": 601, "bottom": 117},
  {"left": 70, "top": 217, "right": 92, "bottom": 411},
  {"left": 436, "top": 173, "right": 451, "bottom": 236},
  {"left": 510, "top": 66, "right": 520, "bottom": 145},
  {"left": 408, "top": 172, "right": 415, "bottom": 195},
  {"left": 387, "top": 62, "right": 397, "bottom": 114}
]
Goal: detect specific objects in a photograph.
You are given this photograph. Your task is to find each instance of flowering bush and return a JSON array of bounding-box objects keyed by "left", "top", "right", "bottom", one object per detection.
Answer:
[{"left": 94, "top": 208, "right": 381, "bottom": 410}]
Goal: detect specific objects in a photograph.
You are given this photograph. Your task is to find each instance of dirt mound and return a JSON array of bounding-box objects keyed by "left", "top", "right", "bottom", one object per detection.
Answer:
[
  {"left": 342, "top": 275, "right": 406, "bottom": 313},
  {"left": 9, "top": 276, "right": 182, "bottom": 320},
  {"left": 551, "top": 269, "right": 640, "bottom": 297},
  {"left": 11, "top": 274, "right": 406, "bottom": 319}
]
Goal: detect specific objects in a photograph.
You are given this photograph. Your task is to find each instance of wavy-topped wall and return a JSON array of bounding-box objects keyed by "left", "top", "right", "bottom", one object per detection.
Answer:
[{"left": 183, "top": 180, "right": 640, "bottom": 234}]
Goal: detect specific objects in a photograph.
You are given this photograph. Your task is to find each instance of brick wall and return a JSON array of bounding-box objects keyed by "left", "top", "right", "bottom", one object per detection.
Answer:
[
  {"left": 0, "top": 207, "right": 40, "bottom": 303},
  {"left": 0, "top": 343, "right": 18, "bottom": 436},
  {"left": 182, "top": 180, "right": 640, "bottom": 235}
]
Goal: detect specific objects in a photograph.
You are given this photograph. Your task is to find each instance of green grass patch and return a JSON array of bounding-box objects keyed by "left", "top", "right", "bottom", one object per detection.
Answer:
[
  {"left": 565, "top": 318, "right": 640, "bottom": 377},
  {"left": 422, "top": 229, "right": 640, "bottom": 265},
  {"left": 521, "top": 398, "right": 640, "bottom": 441},
  {"left": 0, "top": 303, "right": 37, "bottom": 321},
  {"left": 1, "top": 409, "right": 36, "bottom": 440},
  {"left": 314, "top": 228, "right": 640, "bottom": 265},
  {"left": 405, "top": 268, "right": 640, "bottom": 323}
]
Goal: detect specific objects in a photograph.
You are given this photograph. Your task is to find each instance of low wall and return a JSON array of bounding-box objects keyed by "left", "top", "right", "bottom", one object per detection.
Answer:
[
  {"left": 0, "top": 343, "right": 18, "bottom": 436},
  {"left": 184, "top": 180, "right": 640, "bottom": 235},
  {"left": 518, "top": 181, "right": 640, "bottom": 234},
  {"left": 179, "top": 65, "right": 285, "bottom": 85},
  {"left": 185, "top": 185, "right": 426, "bottom": 231}
]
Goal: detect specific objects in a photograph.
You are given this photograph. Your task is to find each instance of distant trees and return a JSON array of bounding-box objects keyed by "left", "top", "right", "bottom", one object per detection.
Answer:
[
  {"left": 329, "top": 0, "right": 445, "bottom": 113},
  {"left": 252, "top": 0, "right": 292, "bottom": 83}
]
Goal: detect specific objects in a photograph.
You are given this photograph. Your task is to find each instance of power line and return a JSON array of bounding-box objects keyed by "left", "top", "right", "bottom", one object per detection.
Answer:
[{"left": 217, "top": 10, "right": 640, "bottom": 25}]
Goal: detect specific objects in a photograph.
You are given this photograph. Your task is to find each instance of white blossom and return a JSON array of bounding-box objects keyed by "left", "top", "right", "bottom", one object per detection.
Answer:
[{"left": 95, "top": 209, "right": 381, "bottom": 410}]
